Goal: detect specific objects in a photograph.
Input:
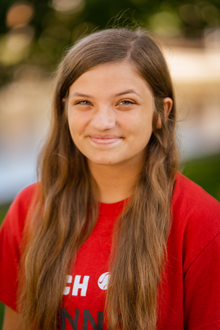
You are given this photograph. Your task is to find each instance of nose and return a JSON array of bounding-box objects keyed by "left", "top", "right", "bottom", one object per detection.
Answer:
[{"left": 91, "top": 106, "right": 116, "bottom": 130}]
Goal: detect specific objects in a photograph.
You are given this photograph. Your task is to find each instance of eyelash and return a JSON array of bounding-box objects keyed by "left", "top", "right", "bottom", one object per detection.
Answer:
[
  {"left": 119, "top": 100, "right": 135, "bottom": 105},
  {"left": 74, "top": 100, "right": 136, "bottom": 106},
  {"left": 76, "top": 100, "right": 92, "bottom": 105}
]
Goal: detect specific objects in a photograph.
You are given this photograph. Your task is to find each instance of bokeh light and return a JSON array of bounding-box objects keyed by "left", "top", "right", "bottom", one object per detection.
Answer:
[
  {"left": 51, "top": 0, "right": 85, "bottom": 13},
  {"left": 6, "top": 1, "right": 34, "bottom": 28}
]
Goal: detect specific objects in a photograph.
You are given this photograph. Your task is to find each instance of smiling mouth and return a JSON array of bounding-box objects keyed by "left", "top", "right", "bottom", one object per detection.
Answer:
[{"left": 89, "top": 136, "right": 122, "bottom": 145}]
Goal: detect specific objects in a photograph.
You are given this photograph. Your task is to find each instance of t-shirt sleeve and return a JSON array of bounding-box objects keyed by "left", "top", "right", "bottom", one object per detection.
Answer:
[
  {"left": 0, "top": 184, "right": 37, "bottom": 311},
  {"left": 173, "top": 173, "right": 220, "bottom": 329},
  {"left": 184, "top": 232, "right": 220, "bottom": 329}
]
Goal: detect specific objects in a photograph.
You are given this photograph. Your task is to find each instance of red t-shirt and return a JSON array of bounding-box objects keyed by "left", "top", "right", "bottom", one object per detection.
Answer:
[{"left": 1, "top": 173, "right": 220, "bottom": 329}]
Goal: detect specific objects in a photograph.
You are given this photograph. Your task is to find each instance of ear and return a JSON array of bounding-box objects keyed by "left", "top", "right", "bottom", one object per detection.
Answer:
[{"left": 156, "top": 97, "right": 173, "bottom": 129}]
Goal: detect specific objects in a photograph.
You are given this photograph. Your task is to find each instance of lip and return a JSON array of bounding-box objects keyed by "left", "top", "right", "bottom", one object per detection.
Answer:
[{"left": 89, "top": 135, "right": 122, "bottom": 145}]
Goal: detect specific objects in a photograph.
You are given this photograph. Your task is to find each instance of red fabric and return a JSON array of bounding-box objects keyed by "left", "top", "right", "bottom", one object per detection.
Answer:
[{"left": 1, "top": 173, "right": 220, "bottom": 329}]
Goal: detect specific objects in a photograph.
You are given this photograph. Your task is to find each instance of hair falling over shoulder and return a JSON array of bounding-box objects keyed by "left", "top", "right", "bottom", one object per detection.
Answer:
[{"left": 18, "top": 28, "right": 178, "bottom": 330}]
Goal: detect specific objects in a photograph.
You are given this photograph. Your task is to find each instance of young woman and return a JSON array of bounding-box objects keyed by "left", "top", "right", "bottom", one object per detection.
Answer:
[{"left": 1, "top": 28, "right": 220, "bottom": 330}]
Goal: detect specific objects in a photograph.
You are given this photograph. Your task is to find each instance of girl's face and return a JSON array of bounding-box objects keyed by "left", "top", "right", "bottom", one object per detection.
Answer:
[{"left": 67, "top": 61, "right": 159, "bottom": 169}]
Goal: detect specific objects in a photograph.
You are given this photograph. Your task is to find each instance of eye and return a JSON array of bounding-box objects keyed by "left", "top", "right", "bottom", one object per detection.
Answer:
[
  {"left": 118, "top": 100, "right": 136, "bottom": 107},
  {"left": 76, "top": 100, "right": 92, "bottom": 105}
]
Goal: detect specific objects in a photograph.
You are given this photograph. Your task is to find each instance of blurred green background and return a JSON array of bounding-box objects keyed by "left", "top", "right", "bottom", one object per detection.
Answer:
[{"left": 0, "top": 0, "right": 220, "bottom": 328}]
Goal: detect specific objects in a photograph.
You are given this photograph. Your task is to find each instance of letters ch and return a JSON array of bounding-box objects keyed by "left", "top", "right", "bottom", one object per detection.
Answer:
[{"left": 64, "top": 275, "right": 90, "bottom": 297}]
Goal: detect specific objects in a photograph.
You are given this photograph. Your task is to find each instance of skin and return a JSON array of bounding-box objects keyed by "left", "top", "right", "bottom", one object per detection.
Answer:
[{"left": 67, "top": 61, "right": 172, "bottom": 203}]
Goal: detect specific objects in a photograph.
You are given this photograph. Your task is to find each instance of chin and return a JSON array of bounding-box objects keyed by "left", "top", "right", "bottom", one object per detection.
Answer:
[
  {"left": 92, "top": 160, "right": 117, "bottom": 166},
  {"left": 88, "top": 156, "right": 121, "bottom": 166}
]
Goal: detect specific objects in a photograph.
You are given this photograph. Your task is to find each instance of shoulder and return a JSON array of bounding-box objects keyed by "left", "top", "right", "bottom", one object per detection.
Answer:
[
  {"left": 14, "top": 182, "right": 40, "bottom": 206},
  {"left": 170, "top": 172, "right": 220, "bottom": 272},
  {"left": 7, "top": 182, "right": 40, "bottom": 220},
  {"left": 0, "top": 182, "right": 40, "bottom": 239},
  {"left": 172, "top": 172, "right": 220, "bottom": 224}
]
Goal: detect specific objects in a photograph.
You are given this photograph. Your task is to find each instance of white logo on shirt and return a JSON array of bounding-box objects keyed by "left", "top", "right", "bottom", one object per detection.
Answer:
[
  {"left": 63, "top": 275, "right": 73, "bottom": 295},
  {"left": 63, "top": 272, "right": 110, "bottom": 296},
  {"left": 98, "top": 272, "right": 110, "bottom": 290},
  {"left": 63, "top": 275, "right": 90, "bottom": 296}
]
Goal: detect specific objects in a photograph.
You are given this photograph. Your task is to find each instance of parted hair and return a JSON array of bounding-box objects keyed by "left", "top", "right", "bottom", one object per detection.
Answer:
[{"left": 19, "top": 28, "right": 178, "bottom": 330}]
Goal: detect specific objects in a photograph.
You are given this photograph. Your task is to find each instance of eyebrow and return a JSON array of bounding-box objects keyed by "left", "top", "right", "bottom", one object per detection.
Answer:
[
  {"left": 115, "top": 89, "right": 141, "bottom": 98},
  {"left": 69, "top": 89, "right": 142, "bottom": 99},
  {"left": 69, "top": 92, "right": 94, "bottom": 99}
]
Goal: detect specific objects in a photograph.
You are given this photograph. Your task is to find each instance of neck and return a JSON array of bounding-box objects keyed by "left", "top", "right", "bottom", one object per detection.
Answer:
[{"left": 88, "top": 156, "right": 144, "bottom": 203}]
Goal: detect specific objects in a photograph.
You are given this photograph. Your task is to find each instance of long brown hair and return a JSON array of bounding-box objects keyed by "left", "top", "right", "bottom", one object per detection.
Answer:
[{"left": 19, "top": 28, "right": 178, "bottom": 330}]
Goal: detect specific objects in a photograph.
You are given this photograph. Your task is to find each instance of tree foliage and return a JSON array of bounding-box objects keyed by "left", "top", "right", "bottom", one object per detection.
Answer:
[{"left": 0, "top": 0, "right": 220, "bottom": 85}]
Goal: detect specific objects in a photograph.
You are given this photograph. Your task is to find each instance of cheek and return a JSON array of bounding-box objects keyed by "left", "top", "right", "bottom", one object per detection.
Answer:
[
  {"left": 68, "top": 111, "right": 89, "bottom": 136},
  {"left": 131, "top": 112, "right": 153, "bottom": 141}
]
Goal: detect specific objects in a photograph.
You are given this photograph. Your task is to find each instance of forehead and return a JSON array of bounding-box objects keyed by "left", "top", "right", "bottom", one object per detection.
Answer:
[{"left": 68, "top": 61, "right": 152, "bottom": 96}]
